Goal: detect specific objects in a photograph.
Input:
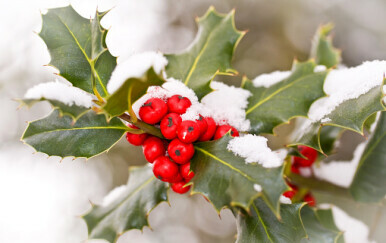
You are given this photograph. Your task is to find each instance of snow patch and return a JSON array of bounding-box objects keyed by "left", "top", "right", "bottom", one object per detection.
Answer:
[
  {"left": 227, "top": 134, "right": 283, "bottom": 168},
  {"left": 314, "top": 65, "right": 327, "bottom": 72},
  {"left": 102, "top": 185, "right": 127, "bottom": 207},
  {"left": 107, "top": 51, "right": 168, "bottom": 93},
  {"left": 252, "top": 70, "right": 291, "bottom": 88},
  {"left": 253, "top": 184, "right": 262, "bottom": 192},
  {"left": 299, "top": 167, "right": 312, "bottom": 178},
  {"left": 280, "top": 195, "right": 292, "bottom": 204},
  {"left": 24, "top": 80, "right": 94, "bottom": 108},
  {"left": 313, "top": 142, "right": 367, "bottom": 187}
]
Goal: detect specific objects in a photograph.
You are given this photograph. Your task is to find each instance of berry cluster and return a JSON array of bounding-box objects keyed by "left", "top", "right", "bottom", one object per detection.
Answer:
[
  {"left": 125, "top": 95, "right": 239, "bottom": 194},
  {"left": 282, "top": 182, "right": 316, "bottom": 207}
]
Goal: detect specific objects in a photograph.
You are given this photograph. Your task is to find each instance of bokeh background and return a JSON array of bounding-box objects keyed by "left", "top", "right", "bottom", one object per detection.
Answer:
[{"left": 1, "top": 0, "right": 386, "bottom": 242}]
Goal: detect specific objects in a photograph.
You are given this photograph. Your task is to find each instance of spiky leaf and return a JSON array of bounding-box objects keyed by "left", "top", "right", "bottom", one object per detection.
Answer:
[
  {"left": 290, "top": 85, "right": 385, "bottom": 153},
  {"left": 165, "top": 7, "right": 244, "bottom": 100},
  {"left": 22, "top": 110, "right": 127, "bottom": 158},
  {"left": 350, "top": 111, "right": 386, "bottom": 202},
  {"left": 83, "top": 165, "right": 168, "bottom": 243},
  {"left": 310, "top": 24, "right": 341, "bottom": 68},
  {"left": 39, "top": 6, "right": 116, "bottom": 96},
  {"left": 244, "top": 61, "right": 327, "bottom": 135},
  {"left": 191, "top": 135, "right": 287, "bottom": 216}
]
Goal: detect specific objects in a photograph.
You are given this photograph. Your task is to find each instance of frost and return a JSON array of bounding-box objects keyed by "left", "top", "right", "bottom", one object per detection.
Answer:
[
  {"left": 201, "top": 81, "right": 251, "bottom": 131},
  {"left": 227, "top": 134, "right": 283, "bottom": 168},
  {"left": 253, "top": 184, "right": 262, "bottom": 192},
  {"left": 102, "top": 185, "right": 127, "bottom": 207},
  {"left": 252, "top": 70, "right": 291, "bottom": 88},
  {"left": 24, "top": 80, "right": 94, "bottom": 108},
  {"left": 309, "top": 60, "right": 386, "bottom": 122},
  {"left": 313, "top": 142, "right": 367, "bottom": 187},
  {"left": 279, "top": 195, "right": 292, "bottom": 204},
  {"left": 107, "top": 51, "right": 168, "bottom": 93}
]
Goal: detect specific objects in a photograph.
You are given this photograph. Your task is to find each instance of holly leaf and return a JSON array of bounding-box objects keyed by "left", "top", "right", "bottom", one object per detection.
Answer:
[
  {"left": 319, "top": 126, "right": 343, "bottom": 155},
  {"left": 17, "top": 98, "right": 90, "bottom": 121},
  {"left": 190, "top": 135, "right": 287, "bottom": 216},
  {"left": 244, "top": 60, "right": 327, "bottom": 135},
  {"left": 83, "top": 165, "right": 168, "bottom": 243},
  {"left": 290, "top": 84, "right": 385, "bottom": 153},
  {"left": 21, "top": 109, "right": 127, "bottom": 158},
  {"left": 310, "top": 23, "right": 341, "bottom": 68},
  {"left": 39, "top": 6, "right": 116, "bottom": 96},
  {"left": 350, "top": 111, "right": 386, "bottom": 202},
  {"left": 165, "top": 7, "right": 245, "bottom": 100},
  {"left": 102, "top": 68, "right": 165, "bottom": 118}
]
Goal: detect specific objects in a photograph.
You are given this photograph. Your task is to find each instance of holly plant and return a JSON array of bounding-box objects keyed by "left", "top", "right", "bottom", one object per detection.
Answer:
[{"left": 19, "top": 5, "right": 386, "bottom": 243}]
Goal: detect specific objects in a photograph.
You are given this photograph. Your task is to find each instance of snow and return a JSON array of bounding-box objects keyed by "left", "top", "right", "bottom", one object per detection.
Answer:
[
  {"left": 299, "top": 167, "right": 312, "bottom": 178},
  {"left": 313, "top": 142, "right": 367, "bottom": 187},
  {"left": 308, "top": 60, "right": 386, "bottom": 122},
  {"left": 252, "top": 70, "right": 291, "bottom": 88},
  {"left": 279, "top": 195, "right": 292, "bottom": 204},
  {"left": 227, "top": 134, "right": 283, "bottom": 168},
  {"left": 319, "top": 204, "right": 372, "bottom": 243},
  {"left": 201, "top": 81, "right": 251, "bottom": 131},
  {"left": 314, "top": 65, "right": 327, "bottom": 72},
  {"left": 107, "top": 51, "right": 168, "bottom": 93},
  {"left": 253, "top": 184, "right": 262, "bottom": 192},
  {"left": 102, "top": 185, "right": 127, "bottom": 207},
  {"left": 24, "top": 80, "right": 94, "bottom": 108}
]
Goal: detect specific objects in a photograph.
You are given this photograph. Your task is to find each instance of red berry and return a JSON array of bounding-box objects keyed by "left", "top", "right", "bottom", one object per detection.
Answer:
[
  {"left": 160, "top": 113, "right": 182, "bottom": 140},
  {"left": 168, "top": 139, "right": 195, "bottom": 164},
  {"left": 282, "top": 190, "right": 296, "bottom": 199},
  {"left": 180, "top": 162, "right": 195, "bottom": 182},
  {"left": 153, "top": 156, "right": 179, "bottom": 182},
  {"left": 139, "top": 98, "right": 168, "bottom": 124},
  {"left": 171, "top": 180, "right": 191, "bottom": 194},
  {"left": 177, "top": 120, "right": 201, "bottom": 143},
  {"left": 143, "top": 136, "right": 165, "bottom": 163},
  {"left": 198, "top": 117, "right": 217, "bottom": 141},
  {"left": 304, "top": 193, "right": 316, "bottom": 207},
  {"left": 196, "top": 115, "right": 208, "bottom": 136},
  {"left": 167, "top": 95, "right": 192, "bottom": 114},
  {"left": 213, "top": 125, "right": 239, "bottom": 140},
  {"left": 170, "top": 173, "right": 183, "bottom": 183},
  {"left": 292, "top": 145, "right": 318, "bottom": 167},
  {"left": 286, "top": 181, "right": 298, "bottom": 191},
  {"left": 125, "top": 124, "right": 148, "bottom": 146},
  {"left": 291, "top": 162, "right": 300, "bottom": 174}
]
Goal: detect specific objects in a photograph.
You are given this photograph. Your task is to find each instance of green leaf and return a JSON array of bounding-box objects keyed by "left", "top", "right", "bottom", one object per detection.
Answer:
[
  {"left": 319, "top": 126, "right": 343, "bottom": 155},
  {"left": 301, "top": 206, "right": 344, "bottom": 243},
  {"left": 244, "top": 60, "right": 327, "bottom": 135},
  {"left": 22, "top": 109, "right": 127, "bottom": 158},
  {"left": 18, "top": 98, "right": 90, "bottom": 121},
  {"left": 191, "top": 135, "right": 287, "bottom": 216},
  {"left": 350, "top": 112, "right": 386, "bottom": 202},
  {"left": 165, "top": 7, "right": 244, "bottom": 100},
  {"left": 310, "top": 23, "right": 341, "bottom": 68},
  {"left": 39, "top": 6, "right": 116, "bottom": 96},
  {"left": 83, "top": 165, "right": 168, "bottom": 243},
  {"left": 236, "top": 200, "right": 306, "bottom": 243},
  {"left": 102, "top": 68, "right": 165, "bottom": 118},
  {"left": 290, "top": 84, "right": 385, "bottom": 153}
]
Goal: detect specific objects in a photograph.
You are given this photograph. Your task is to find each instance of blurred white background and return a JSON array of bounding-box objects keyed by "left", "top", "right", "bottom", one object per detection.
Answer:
[{"left": 1, "top": 0, "right": 385, "bottom": 242}]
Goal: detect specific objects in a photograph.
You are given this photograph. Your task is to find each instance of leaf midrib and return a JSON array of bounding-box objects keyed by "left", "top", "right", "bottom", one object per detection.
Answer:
[
  {"left": 252, "top": 203, "right": 274, "bottom": 243},
  {"left": 24, "top": 126, "right": 127, "bottom": 138}
]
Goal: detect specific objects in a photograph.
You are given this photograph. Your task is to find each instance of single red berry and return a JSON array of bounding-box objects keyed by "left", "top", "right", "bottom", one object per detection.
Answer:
[
  {"left": 286, "top": 181, "right": 298, "bottom": 191},
  {"left": 153, "top": 156, "right": 180, "bottom": 182},
  {"left": 177, "top": 120, "right": 201, "bottom": 143},
  {"left": 291, "top": 162, "right": 300, "bottom": 174},
  {"left": 196, "top": 115, "right": 208, "bottom": 136},
  {"left": 168, "top": 139, "right": 195, "bottom": 164},
  {"left": 139, "top": 98, "right": 168, "bottom": 124},
  {"left": 180, "top": 162, "right": 195, "bottom": 182},
  {"left": 171, "top": 180, "right": 191, "bottom": 194},
  {"left": 167, "top": 95, "right": 192, "bottom": 114},
  {"left": 304, "top": 193, "right": 316, "bottom": 207},
  {"left": 198, "top": 117, "right": 217, "bottom": 141},
  {"left": 160, "top": 113, "right": 182, "bottom": 140},
  {"left": 213, "top": 125, "right": 239, "bottom": 140},
  {"left": 143, "top": 136, "right": 165, "bottom": 163},
  {"left": 125, "top": 124, "right": 148, "bottom": 146},
  {"left": 282, "top": 190, "right": 296, "bottom": 199},
  {"left": 169, "top": 173, "right": 183, "bottom": 183},
  {"left": 292, "top": 145, "right": 318, "bottom": 167}
]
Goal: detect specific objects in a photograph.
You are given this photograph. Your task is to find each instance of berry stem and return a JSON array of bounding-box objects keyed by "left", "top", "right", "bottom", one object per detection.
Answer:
[{"left": 119, "top": 113, "right": 164, "bottom": 138}]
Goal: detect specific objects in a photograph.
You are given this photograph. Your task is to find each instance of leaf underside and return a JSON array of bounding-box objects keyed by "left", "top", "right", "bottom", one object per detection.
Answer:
[
  {"left": 165, "top": 7, "right": 244, "bottom": 100},
  {"left": 191, "top": 135, "right": 287, "bottom": 216},
  {"left": 244, "top": 60, "right": 328, "bottom": 135},
  {"left": 39, "top": 6, "right": 116, "bottom": 96},
  {"left": 83, "top": 165, "right": 168, "bottom": 243},
  {"left": 22, "top": 109, "right": 127, "bottom": 158}
]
